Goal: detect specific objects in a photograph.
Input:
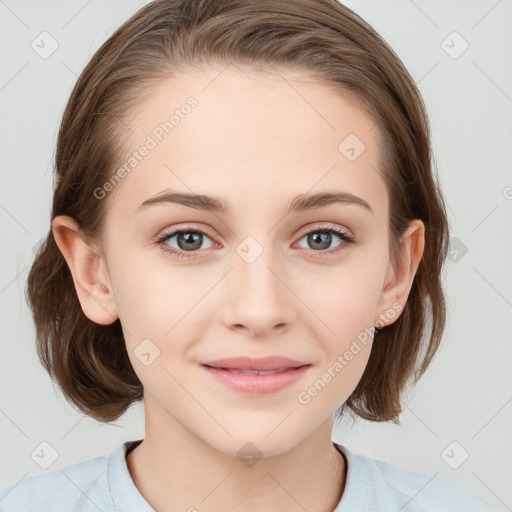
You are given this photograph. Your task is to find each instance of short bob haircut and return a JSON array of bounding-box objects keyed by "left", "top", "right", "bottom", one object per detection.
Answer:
[{"left": 27, "top": 0, "right": 449, "bottom": 424}]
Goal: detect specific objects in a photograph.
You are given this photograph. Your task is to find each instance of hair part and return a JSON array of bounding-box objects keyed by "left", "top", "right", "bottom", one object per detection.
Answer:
[{"left": 27, "top": 0, "right": 449, "bottom": 424}]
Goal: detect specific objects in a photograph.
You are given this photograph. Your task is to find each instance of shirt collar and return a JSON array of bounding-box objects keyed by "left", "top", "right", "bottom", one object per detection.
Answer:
[
  {"left": 332, "top": 441, "right": 377, "bottom": 511},
  {"left": 108, "top": 439, "right": 155, "bottom": 512},
  {"left": 109, "top": 439, "right": 377, "bottom": 512}
]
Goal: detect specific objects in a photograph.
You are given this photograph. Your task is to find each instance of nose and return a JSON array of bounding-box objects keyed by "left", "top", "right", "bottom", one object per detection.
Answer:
[{"left": 219, "top": 247, "right": 296, "bottom": 338}]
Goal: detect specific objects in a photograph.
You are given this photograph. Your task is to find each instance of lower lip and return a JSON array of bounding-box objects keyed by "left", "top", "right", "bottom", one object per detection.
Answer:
[{"left": 200, "top": 365, "right": 311, "bottom": 394}]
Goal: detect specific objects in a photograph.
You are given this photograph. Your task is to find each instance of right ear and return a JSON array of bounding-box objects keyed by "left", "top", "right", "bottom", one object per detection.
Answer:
[{"left": 51, "top": 215, "right": 119, "bottom": 325}]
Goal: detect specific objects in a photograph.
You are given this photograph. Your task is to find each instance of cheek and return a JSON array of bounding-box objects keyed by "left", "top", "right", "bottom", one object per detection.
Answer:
[
  {"left": 301, "top": 256, "right": 385, "bottom": 398},
  {"left": 307, "top": 258, "right": 386, "bottom": 335},
  {"left": 111, "top": 267, "right": 193, "bottom": 391},
  {"left": 297, "top": 272, "right": 380, "bottom": 409},
  {"left": 110, "top": 254, "right": 211, "bottom": 359}
]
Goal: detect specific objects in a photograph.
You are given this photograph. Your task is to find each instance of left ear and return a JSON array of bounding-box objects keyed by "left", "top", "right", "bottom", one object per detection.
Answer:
[{"left": 375, "top": 219, "right": 425, "bottom": 326}]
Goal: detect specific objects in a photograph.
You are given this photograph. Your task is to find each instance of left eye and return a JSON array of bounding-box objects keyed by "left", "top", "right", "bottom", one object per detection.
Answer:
[{"left": 296, "top": 227, "right": 353, "bottom": 252}]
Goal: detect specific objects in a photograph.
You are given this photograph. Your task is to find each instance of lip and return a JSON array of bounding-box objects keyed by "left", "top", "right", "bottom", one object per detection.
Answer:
[
  {"left": 200, "top": 356, "right": 309, "bottom": 371},
  {"left": 200, "top": 365, "right": 311, "bottom": 394}
]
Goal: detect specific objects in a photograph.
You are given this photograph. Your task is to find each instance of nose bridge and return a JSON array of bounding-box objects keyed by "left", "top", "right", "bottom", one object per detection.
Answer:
[{"left": 221, "top": 234, "right": 294, "bottom": 333}]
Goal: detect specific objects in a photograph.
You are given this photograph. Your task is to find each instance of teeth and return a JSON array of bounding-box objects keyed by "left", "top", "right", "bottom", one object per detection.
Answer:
[{"left": 225, "top": 368, "right": 289, "bottom": 375}]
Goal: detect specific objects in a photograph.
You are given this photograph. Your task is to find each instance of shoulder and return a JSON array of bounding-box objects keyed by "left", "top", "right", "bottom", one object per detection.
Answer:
[
  {"left": 336, "top": 443, "right": 494, "bottom": 511},
  {"left": 366, "top": 455, "right": 492, "bottom": 511},
  {"left": 0, "top": 449, "right": 114, "bottom": 512}
]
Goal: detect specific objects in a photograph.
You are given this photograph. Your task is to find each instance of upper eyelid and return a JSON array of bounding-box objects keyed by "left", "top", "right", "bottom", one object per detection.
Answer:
[{"left": 296, "top": 223, "right": 350, "bottom": 236}]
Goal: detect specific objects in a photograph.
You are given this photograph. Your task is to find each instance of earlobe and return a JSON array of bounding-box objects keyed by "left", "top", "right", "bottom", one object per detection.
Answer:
[
  {"left": 51, "top": 215, "right": 119, "bottom": 325},
  {"left": 375, "top": 219, "right": 425, "bottom": 327}
]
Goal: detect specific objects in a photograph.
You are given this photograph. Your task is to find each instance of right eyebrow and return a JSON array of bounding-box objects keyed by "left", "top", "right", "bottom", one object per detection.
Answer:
[{"left": 135, "top": 190, "right": 230, "bottom": 214}]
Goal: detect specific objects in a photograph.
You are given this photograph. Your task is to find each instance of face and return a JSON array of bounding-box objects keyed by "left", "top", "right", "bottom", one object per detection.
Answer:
[{"left": 84, "top": 65, "right": 405, "bottom": 457}]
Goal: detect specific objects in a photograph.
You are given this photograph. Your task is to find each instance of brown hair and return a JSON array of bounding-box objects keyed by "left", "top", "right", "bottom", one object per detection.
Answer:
[{"left": 27, "top": 0, "right": 449, "bottom": 424}]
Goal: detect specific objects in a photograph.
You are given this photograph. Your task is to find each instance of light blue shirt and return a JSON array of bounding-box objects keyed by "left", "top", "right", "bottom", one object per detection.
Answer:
[{"left": 0, "top": 439, "right": 493, "bottom": 511}]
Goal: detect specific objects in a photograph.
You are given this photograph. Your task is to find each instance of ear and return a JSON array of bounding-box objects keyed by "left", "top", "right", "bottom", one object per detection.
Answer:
[
  {"left": 375, "top": 219, "right": 425, "bottom": 327},
  {"left": 51, "top": 215, "right": 119, "bottom": 325}
]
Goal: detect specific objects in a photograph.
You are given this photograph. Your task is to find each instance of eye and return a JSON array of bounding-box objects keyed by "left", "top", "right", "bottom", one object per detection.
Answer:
[
  {"left": 154, "top": 225, "right": 215, "bottom": 259},
  {"left": 153, "top": 223, "right": 354, "bottom": 260},
  {"left": 295, "top": 224, "right": 354, "bottom": 256}
]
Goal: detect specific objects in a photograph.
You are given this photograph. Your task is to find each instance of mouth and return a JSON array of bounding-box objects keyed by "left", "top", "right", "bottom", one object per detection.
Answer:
[
  {"left": 200, "top": 355, "right": 310, "bottom": 372},
  {"left": 199, "top": 361, "right": 312, "bottom": 395},
  {"left": 202, "top": 365, "right": 308, "bottom": 374}
]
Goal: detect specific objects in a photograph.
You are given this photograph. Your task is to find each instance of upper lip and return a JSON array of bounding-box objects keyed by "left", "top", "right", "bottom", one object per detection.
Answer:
[{"left": 201, "top": 356, "right": 310, "bottom": 371}]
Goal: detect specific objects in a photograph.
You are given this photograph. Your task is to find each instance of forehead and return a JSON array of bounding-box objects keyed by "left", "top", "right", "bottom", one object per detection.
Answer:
[{"left": 108, "top": 65, "right": 388, "bottom": 219}]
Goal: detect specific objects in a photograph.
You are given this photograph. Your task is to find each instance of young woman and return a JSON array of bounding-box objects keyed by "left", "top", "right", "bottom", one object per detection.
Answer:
[{"left": 0, "top": 0, "right": 493, "bottom": 510}]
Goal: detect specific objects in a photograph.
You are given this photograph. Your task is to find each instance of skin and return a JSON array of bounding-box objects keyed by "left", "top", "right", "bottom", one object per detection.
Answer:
[{"left": 52, "top": 64, "right": 424, "bottom": 512}]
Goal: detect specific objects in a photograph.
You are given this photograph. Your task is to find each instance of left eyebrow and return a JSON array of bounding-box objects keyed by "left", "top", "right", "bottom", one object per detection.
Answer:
[
  {"left": 134, "top": 189, "right": 374, "bottom": 216},
  {"left": 287, "top": 191, "right": 374, "bottom": 216}
]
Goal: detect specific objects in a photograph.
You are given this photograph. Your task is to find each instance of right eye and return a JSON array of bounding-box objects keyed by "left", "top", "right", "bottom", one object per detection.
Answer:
[{"left": 154, "top": 225, "right": 216, "bottom": 258}]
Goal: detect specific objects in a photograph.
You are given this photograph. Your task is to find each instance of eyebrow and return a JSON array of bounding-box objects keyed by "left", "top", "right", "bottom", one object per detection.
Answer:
[{"left": 135, "top": 189, "right": 373, "bottom": 216}]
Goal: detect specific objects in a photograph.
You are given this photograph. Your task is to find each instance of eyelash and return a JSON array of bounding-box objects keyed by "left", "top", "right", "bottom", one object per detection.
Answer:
[{"left": 153, "top": 224, "right": 354, "bottom": 259}]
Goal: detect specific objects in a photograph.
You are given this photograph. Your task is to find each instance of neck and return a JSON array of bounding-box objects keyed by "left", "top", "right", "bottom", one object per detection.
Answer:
[{"left": 126, "top": 397, "right": 347, "bottom": 512}]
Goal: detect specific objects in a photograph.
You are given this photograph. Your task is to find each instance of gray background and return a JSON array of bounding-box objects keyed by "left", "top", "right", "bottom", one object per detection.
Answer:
[{"left": 1, "top": 0, "right": 511, "bottom": 509}]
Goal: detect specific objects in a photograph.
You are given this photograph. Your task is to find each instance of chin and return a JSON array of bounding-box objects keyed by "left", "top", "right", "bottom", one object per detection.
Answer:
[{"left": 206, "top": 429, "right": 304, "bottom": 461}]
